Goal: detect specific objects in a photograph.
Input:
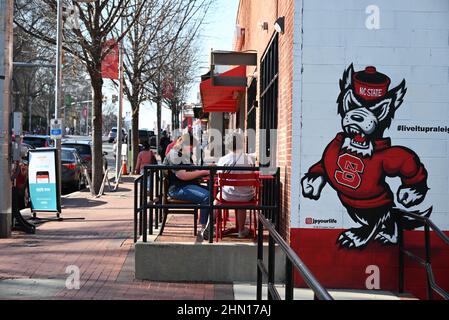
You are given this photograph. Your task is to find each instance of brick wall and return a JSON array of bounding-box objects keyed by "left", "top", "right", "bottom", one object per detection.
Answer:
[{"left": 236, "top": 0, "right": 295, "bottom": 240}]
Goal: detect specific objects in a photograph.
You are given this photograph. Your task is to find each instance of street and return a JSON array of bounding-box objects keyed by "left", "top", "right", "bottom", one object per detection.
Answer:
[{"left": 61, "top": 136, "right": 116, "bottom": 195}]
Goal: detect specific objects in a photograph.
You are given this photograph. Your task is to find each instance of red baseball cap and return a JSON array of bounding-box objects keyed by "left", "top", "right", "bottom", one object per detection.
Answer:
[{"left": 353, "top": 66, "right": 391, "bottom": 101}]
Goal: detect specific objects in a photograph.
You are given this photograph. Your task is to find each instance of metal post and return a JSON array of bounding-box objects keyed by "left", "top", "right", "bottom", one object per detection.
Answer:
[
  {"left": 0, "top": 0, "right": 13, "bottom": 238},
  {"left": 115, "top": 18, "right": 124, "bottom": 182},
  {"left": 54, "top": 0, "right": 63, "bottom": 211},
  {"left": 256, "top": 216, "right": 263, "bottom": 300},
  {"left": 28, "top": 96, "right": 32, "bottom": 132},
  {"left": 424, "top": 224, "right": 432, "bottom": 300},
  {"left": 397, "top": 214, "right": 404, "bottom": 294},
  {"left": 208, "top": 169, "right": 215, "bottom": 243},
  {"left": 85, "top": 102, "right": 89, "bottom": 136},
  {"left": 148, "top": 169, "right": 153, "bottom": 235},
  {"left": 285, "top": 259, "right": 294, "bottom": 300},
  {"left": 268, "top": 234, "right": 275, "bottom": 300},
  {"left": 139, "top": 172, "right": 143, "bottom": 235},
  {"left": 133, "top": 177, "right": 138, "bottom": 243},
  {"left": 142, "top": 168, "right": 148, "bottom": 242}
]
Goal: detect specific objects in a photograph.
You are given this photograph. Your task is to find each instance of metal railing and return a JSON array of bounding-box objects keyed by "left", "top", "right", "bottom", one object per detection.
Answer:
[
  {"left": 398, "top": 211, "right": 449, "bottom": 300},
  {"left": 133, "top": 165, "right": 280, "bottom": 243},
  {"left": 134, "top": 174, "right": 144, "bottom": 243},
  {"left": 256, "top": 212, "right": 333, "bottom": 300}
]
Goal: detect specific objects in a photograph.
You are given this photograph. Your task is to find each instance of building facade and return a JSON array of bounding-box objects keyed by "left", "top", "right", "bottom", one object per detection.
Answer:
[{"left": 201, "top": 0, "right": 449, "bottom": 299}]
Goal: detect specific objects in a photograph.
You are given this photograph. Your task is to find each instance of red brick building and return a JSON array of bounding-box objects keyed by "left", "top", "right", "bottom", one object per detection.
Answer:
[{"left": 200, "top": 0, "right": 449, "bottom": 299}]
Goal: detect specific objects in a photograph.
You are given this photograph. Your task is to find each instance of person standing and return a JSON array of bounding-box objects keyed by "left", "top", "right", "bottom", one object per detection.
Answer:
[
  {"left": 159, "top": 130, "right": 171, "bottom": 162},
  {"left": 135, "top": 142, "right": 157, "bottom": 174}
]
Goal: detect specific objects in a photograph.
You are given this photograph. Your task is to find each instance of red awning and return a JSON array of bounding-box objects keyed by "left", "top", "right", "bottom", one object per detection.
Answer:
[{"left": 200, "top": 65, "right": 246, "bottom": 113}]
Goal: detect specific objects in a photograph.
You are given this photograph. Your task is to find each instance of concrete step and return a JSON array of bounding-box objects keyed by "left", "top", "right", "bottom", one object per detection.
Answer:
[
  {"left": 135, "top": 231, "right": 286, "bottom": 283},
  {"left": 233, "top": 283, "right": 418, "bottom": 300}
]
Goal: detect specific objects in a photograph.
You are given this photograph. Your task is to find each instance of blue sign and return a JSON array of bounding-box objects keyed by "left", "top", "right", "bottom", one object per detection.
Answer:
[
  {"left": 29, "top": 182, "right": 58, "bottom": 211},
  {"left": 28, "top": 149, "right": 60, "bottom": 213},
  {"left": 51, "top": 128, "right": 62, "bottom": 136}
]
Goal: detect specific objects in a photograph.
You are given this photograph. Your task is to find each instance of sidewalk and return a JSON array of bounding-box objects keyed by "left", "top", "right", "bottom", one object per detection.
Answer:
[{"left": 0, "top": 176, "right": 233, "bottom": 300}]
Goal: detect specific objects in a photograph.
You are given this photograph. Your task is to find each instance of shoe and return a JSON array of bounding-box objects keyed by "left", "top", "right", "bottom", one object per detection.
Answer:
[
  {"left": 201, "top": 221, "right": 214, "bottom": 240},
  {"left": 238, "top": 228, "right": 250, "bottom": 239}
]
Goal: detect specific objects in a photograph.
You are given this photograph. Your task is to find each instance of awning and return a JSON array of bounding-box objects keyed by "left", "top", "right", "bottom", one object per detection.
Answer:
[{"left": 200, "top": 65, "right": 246, "bottom": 113}]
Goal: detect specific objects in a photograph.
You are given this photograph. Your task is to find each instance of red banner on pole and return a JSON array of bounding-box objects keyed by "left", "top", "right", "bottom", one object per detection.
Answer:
[
  {"left": 101, "top": 39, "right": 119, "bottom": 80},
  {"left": 162, "top": 79, "right": 174, "bottom": 99}
]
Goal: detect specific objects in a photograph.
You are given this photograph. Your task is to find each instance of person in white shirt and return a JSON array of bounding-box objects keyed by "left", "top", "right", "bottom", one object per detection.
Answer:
[{"left": 217, "top": 130, "right": 255, "bottom": 238}]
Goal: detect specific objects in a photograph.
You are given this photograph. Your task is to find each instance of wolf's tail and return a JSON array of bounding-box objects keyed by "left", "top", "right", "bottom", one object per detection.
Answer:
[{"left": 392, "top": 206, "right": 433, "bottom": 230}]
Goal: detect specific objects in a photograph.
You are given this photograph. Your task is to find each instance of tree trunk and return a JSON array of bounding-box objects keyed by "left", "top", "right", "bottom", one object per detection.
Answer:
[
  {"left": 91, "top": 72, "right": 104, "bottom": 194},
  {"left": 132, "top": 110, "right": 139, "bottom": 172},
  {"left": 156, "top": 98, "right": 161, "bottom": 151}
]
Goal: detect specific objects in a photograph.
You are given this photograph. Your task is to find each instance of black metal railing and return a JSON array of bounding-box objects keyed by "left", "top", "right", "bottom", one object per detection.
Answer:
[
  {"left": 398, "top": 211, "right": 449, "bottom": 300},
  {"left": 133, "top": 175, "right": 144, "bottom": 243},
  {"left": 256, "top": 212, "right": 333, "bottom": 300},
  {"left": 133, "top": 165, "right": 280, "bottom": 244}
]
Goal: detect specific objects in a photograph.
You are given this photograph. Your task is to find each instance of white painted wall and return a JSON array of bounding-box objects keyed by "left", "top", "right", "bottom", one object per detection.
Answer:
[{"left": 292, "top": 0, "right": 449, "bottom": 230}]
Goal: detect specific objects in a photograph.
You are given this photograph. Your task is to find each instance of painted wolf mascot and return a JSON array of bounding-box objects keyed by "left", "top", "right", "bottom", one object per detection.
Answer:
[{"left": 301, "top": 64, "right": 432, "bottom": 249}]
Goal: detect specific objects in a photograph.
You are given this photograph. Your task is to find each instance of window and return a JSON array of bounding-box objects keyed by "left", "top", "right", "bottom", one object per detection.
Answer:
[
  {"left": 246, "top": 78, "right": 257, "bottom": 153},
  {"left": 259, "top": 33, "right": 279, "bottom": 225},
  {"left": 259, "top": 33, "right": 279, "bottom": 165}
]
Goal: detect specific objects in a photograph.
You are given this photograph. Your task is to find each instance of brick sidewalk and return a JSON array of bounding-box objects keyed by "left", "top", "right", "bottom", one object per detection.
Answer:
[{"left": 0, "top": 176, "right": 233, "bottom": 300}]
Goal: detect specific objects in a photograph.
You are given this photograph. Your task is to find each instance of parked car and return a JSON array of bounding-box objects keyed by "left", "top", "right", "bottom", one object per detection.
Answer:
[
  {"left": 62, "top": 140, "right": 108, "bottom": 175},
  {"left": 61, "top": 148, "right": 85, "bottom": 190},
  {"left": 23, "top": 135, "right": 54, "bottom": 148},
  {"left": 108, "top": 127, "right": 127, "bottom": 143},
  {"left": 13, "top": 143, "right": 34, "bottom": 210}
]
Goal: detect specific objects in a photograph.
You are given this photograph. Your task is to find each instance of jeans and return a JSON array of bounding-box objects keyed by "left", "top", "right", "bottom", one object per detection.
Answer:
[
  {"left": 168, "top": 184, "right": 210, "bottom": 225},
  {"left": 140, "top": 169, "right": 152, "bottom": 191}
]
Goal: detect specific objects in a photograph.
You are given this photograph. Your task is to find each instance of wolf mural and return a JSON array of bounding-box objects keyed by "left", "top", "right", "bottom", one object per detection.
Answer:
[{"left": 301, "top": 64, "right": 432, "bottom": 249}]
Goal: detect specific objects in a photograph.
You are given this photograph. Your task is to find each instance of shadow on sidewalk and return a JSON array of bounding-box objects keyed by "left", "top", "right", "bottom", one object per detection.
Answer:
[{"left": 62, "top": 197, "right": 107, "bottom": 208}]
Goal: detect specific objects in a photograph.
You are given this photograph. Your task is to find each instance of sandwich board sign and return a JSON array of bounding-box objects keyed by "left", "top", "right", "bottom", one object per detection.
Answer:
[
  {"left": 50, "top": 118, "right": 63, "bottom": 139},
  {"left": 28, "top": 148, "right": 61, "bottom": 215}
]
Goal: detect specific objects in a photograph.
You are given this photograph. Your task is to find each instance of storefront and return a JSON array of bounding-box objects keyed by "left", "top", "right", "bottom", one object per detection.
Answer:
[{"left": 205, "top": 0, "right": 449, "bottom": 299}]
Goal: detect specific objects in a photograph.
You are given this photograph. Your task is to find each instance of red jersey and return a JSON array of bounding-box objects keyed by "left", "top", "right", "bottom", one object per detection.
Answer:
[{"left": 308, "top": 133, "right": 427, "bottom": 209}]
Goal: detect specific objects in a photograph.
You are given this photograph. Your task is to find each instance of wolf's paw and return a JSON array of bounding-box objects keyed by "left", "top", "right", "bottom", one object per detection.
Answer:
[
  {"left": 337, "top": 229, "right": 370, "bottom": 249},
  {"left": 301, "top": 174, "right": 326, "bottom": 200},
  {"left": 374, "top": 232, "right": 397, "bottom": 245},
  {"left": 397, "top": 185, "right": 428, "bottom": 208}
]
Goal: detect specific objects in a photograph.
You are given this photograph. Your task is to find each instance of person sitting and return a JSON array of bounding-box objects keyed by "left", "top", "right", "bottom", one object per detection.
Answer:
[
  {"left": 165, "top": 135, "right": 181, "bottom": 156},
  {"left": 163, "top": 133, "right": 211, "bottom": 239},
  {"left": 216, "top": 130, "right": 255, "bottom": 238}
]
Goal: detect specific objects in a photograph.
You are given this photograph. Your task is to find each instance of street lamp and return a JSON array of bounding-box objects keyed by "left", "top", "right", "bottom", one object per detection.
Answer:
[{"left": 54, "top": 0, "right": 95, "bottom": 213}]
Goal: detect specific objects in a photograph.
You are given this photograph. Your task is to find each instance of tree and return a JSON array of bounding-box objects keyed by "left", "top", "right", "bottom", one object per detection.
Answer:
[
  {"left": 162, "top": 40, "right": 200, "bottom": 132},
  {"left": 147, "top": 10, "right": 208, "bottom": 151},
  {"left": 118, "top": 0, "right": 212, "bottom": 168},
  {"left": 14, "top": 0, "right": 146, "bottom": 193},
  {"left": 12, "top": 26, "right": 55, "bottom": 133}
]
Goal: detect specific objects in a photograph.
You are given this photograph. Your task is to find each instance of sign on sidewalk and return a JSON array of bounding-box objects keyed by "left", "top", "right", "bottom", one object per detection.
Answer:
[
  {"left": 50, "top": 118, "right": 63, "bottom": 139},
  {"left": 28, "top": 148, "right": 61, "bottom": 214}
]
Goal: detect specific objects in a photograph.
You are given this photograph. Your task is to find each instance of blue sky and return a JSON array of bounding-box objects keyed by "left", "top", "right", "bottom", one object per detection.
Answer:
[{"left": 186, "top": 0, "right": 240, "bottom": 102}]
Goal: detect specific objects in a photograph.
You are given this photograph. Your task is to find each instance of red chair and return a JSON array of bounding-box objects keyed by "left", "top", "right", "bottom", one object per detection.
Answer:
[{"left": 214, "top": 172, "right": 261, "bottom": 242}]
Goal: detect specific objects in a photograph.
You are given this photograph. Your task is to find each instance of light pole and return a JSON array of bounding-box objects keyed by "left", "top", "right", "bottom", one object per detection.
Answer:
[
  {"left": 53, "top": 0, "right": 63, "bottom": 215},
  {"left": 115, "top": 17, "right": 124, "bottom": 182},
  {"left": 0, "top": 0, "right": 13, "bottom": 238},
  {"left": 53, "top": 0, "right": 95, "bottom": 206}
]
